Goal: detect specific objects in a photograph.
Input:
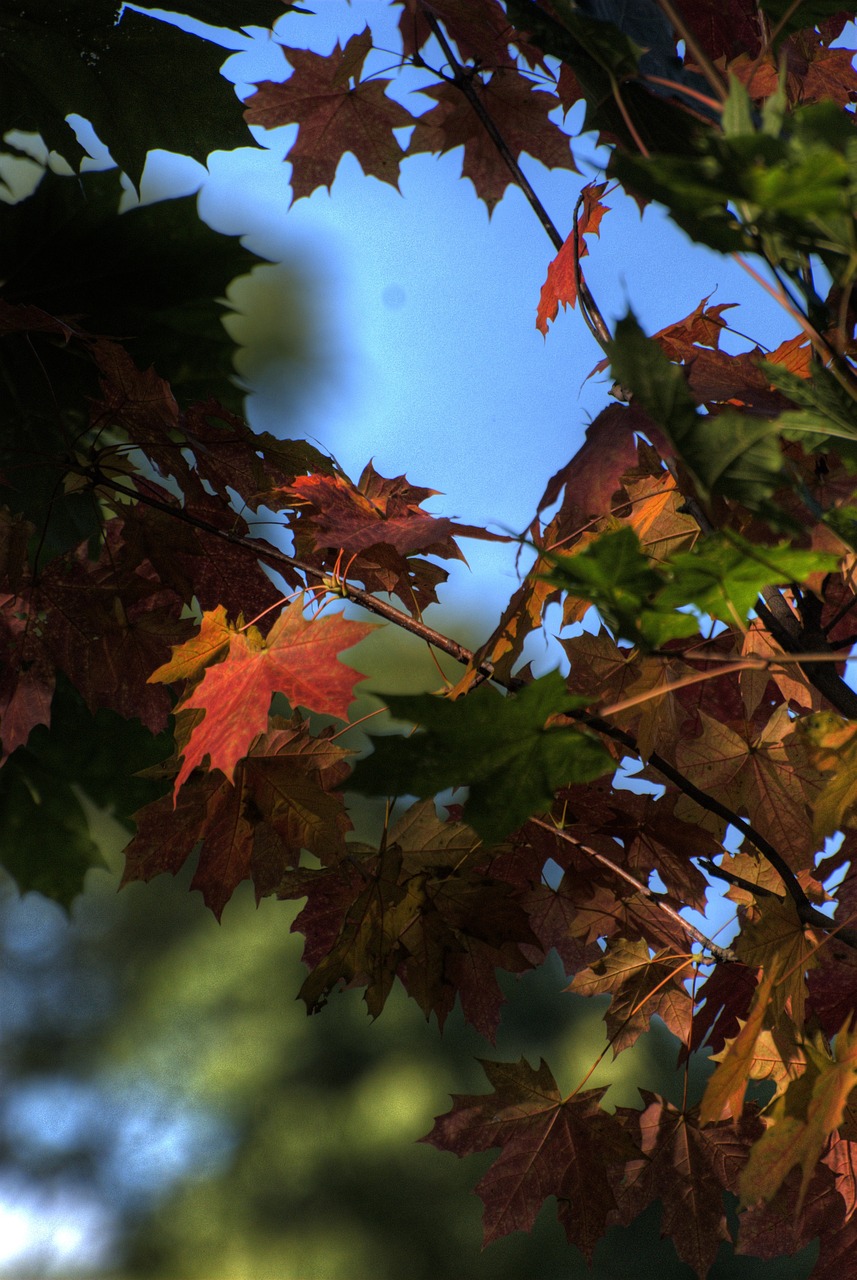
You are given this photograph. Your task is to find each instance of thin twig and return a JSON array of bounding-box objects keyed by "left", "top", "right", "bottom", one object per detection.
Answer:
[
  {"left": 91, "top": 469, "right": 494, "bottom": 678},
  {"left": 598, "top": 650, "right": 856, "bottom": 719}
]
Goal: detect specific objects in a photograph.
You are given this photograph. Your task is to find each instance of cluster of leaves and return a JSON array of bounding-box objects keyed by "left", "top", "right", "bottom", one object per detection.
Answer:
[{"left": 7, "top": 0, "right": 857, "bottom": 1273}]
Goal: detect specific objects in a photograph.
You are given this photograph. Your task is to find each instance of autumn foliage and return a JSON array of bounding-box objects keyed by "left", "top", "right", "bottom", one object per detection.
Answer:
[{"left": 7, "top": 0, "right": 857, "bottom": 1273}]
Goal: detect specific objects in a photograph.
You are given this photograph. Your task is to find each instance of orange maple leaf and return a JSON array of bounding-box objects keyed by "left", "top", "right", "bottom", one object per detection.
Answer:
[
  {"left": 155, "top": 600, "right": 376, "bottom": 794},
  {"left": 535, "top": 181, "right": 608, "bottom": 336}
]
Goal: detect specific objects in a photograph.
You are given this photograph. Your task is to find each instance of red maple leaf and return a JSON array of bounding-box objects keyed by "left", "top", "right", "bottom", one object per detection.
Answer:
[
  {"left": 651, "top": 294, "right": 737, "bottom": 361},
  {"left": 152, "top": 599, "right": 375, "bottom": 793},
  {"left": 407, "top": 69, "right": 577, "bottom": 214},
  {"left": 535, "top": 181, "right": 609, "bottom": 335},
  {"left": 677, "top": 0, "right": 761, "bottom": 62},
  {"left": 244, "top": 29, "right": 416, "bottom": 202},
  {"left": 421, "top": 1057, "right": 636, "bottom": 1256}
]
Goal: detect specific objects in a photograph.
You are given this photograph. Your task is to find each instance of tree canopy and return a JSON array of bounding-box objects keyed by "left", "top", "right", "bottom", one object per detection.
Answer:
[{"left": 4, "top": 1, "right": 857, "bottom": 1274}]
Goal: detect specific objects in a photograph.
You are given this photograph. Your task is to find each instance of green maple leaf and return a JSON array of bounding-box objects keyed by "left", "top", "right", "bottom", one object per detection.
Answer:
[
  {"left": 349, "top": 670, "right": 613, "bottom": 844},
  {"left": 657, "top": 532, "right": 839, "bottom": 625},
  {"left": 0, "top": 3, "right": 262, "bottom": 189}
]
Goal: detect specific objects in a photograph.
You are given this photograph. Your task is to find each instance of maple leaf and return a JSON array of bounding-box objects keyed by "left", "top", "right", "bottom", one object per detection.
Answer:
[
  {"left": 90, "top": 340, "right": 184, "bottom": 485},
  {"left": 0, "top": 510, "right": 52, "bottom": 759},
  {"left": 120, "top": 478, "right": 296, "bottom": 622},
  {"left": 407, "top": 69, "right": 577, "bottom": 214},
  {"left": 278, "top": 799, "right": 540, "bottom": 1034},
  {"left": 614, "top": 1093, "right": 762, "bottom": 1278},
  {"left": 151, "top": 599, "right": 375, "bottom": 794},
  {"left": 808, "top": 945, "right": 857, "bottom": 1040},
  {"left": 284, "top": 467, "right": 463, "bottom": 558},
  {"left": 535, "top": 181, "right": 609, "bottom": 335},
  {"left": 569, "top": 937, "right": 693, "bottom": 1055},
  {"left": 244, "top": 29, "right": 416, "bottom": 202},
  {"left": 537, "top": 402, "right": 644, "bottom": 530},
  {"left": 36, "top": 522, "right": 193, "bottom": 734},
  {"left": 740, "top": 618, "right": 816, "bottom": 718},
  {"left": 421, "top": 1057, "right": 636, "bottom": 1256},
  {"left": 0, "top": 591, "right": 54, "bottom": 761},
  {"left": 675, "top": 707, "right": 821, "bottom": 871},
  {"left": 123, "top": 715, "right": 352, "bottom": 918},
  {"left": 349, "top": 671, "right": 613, "bottom": 844},
  {"left": 800, "top": 710, "right": 857, "bottom": 843},
  {"left": 180, "top": 399, "right": 336, "bottom": 512},
  {"left": 735, "top": 894, "right": 819, "bottom": 1026},
  {"left": 651, "top": 295, "right": 738, "bottom": 361},
  {"left": 699, "top": 962, "right": 782, "bottom": 1125},
  {"left": 737, "top": 1159, "right": 843, "bottom": 1264},
  {"left": 686, "top": 961, "right": 759, "bottom": 1059},
  {"left": 739, "top": 1022, "right": 857, "bottom": 1213},
  {"left": 276, "top": 463, "right": 467, "bottom": 616},
  {"left": 675, "top": 0, "right": 762, "bottom": 63},
  {"left": 396, "top": 0, "right": 518, "bottom": 68},
  {"left": 619, "top": 462, "right": 700, "bottom": 564}
]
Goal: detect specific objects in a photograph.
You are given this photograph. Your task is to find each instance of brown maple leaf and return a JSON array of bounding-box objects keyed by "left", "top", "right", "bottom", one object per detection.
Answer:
[
  {"left": 740, "top": 1022, "right": 857, "bottom": 1214},
  {"left": 244, "top": 28, "right": 416, "bottom": 202},
  {"left": 535, "top": 181, "right": 609, "bottom": 335},
  {"left": 614, "top": 1093, "right": 762, "bottom": 1278},
  {"left": 151, "top": 598, "right": 376, "bottom": 793},
  {"left": 0, "top": 591, "right": 54, "bottom": 760},
  {"left": 396, "top": 0, "right": 517, "bottom": 68},
  {"left": 37, "top": 521, "right": 192, "bottom": 734},
  {"left": 407, "top": 69, "right": 577, "bottom": 214},
  {"left": 422, "top": 1057, "right": 636, "bottom": 1257},
  {"left": 277, "top": 462, "right": 466, "bottom": 615},
  {"left": 278, "top": 800, "right": 539, "bottom": 1035},
  {"left": 686, "top": 960, "right": 758, "bottom": 1059},
  {"left": 90, "top": 339, "right": 186, "bottom": 485},
  {"left": 570, "top": 937, "right": 693, "bottom": 1055},
  {"left": 123, "top": 715, "right": 352, "bottom": 918},
  {"left": 121, "top": 475, "right": 297, "bottom": 621}
]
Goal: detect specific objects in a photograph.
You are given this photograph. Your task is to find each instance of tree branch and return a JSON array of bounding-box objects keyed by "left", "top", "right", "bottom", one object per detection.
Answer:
[
  {"left": 91, "top": 469, "right": 495, "bottom": 678},
  {"left": 93, "top": 473, "right": 857, "bottom": 951},
  {"left": 530, "top": 818, "right": 739, "bottom": 962},
  {"left": 755, "top": 588, "right": 857, "bottom": 719}
]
